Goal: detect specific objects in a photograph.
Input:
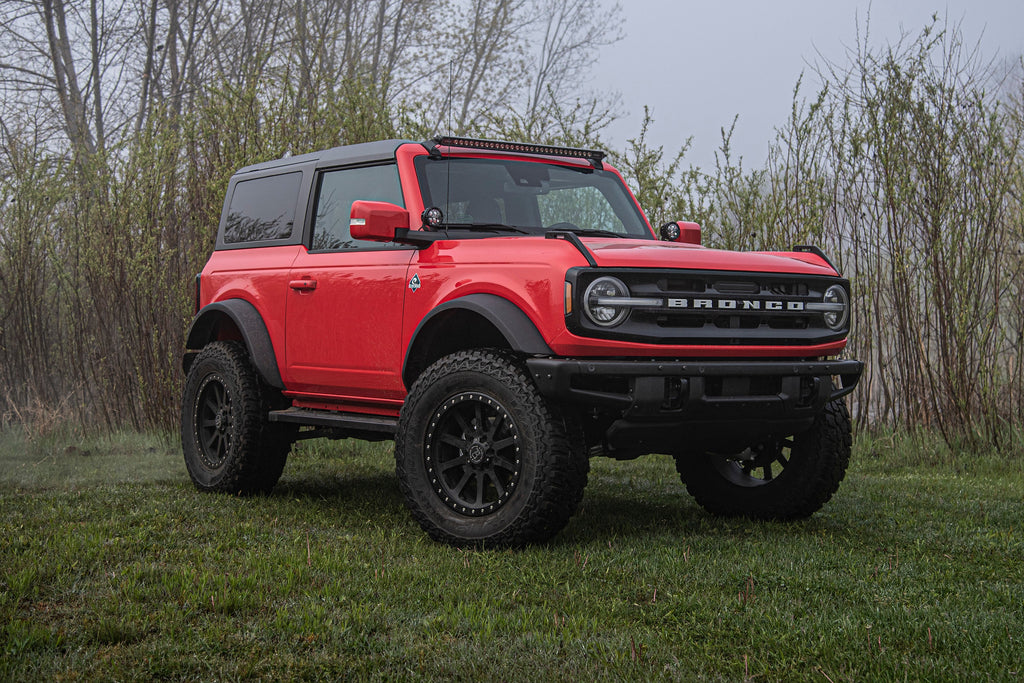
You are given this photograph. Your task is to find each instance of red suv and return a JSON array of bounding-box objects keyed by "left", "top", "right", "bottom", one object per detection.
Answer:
[{"left": 181, "top": 136, "right": 862, "bottom": 546}]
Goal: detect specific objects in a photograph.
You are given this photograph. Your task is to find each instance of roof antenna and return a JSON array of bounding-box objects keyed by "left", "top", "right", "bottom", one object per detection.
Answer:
[
  {"left": 445, "top": 59, "right": 453, "bottom": 228},
  {"left": 447, "top": 58, "right": 454, "bottom": 137}
]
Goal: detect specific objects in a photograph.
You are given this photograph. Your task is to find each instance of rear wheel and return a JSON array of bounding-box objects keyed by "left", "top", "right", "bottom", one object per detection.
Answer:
[
  {"left": 181, "top": 341, "right": 292, "bottom": 495},
  {"left": 676, "top": 400, "right": 851, "bottom": 519},
  {"left": 395, "top": 349, "right": 588, "bottom": 547}
]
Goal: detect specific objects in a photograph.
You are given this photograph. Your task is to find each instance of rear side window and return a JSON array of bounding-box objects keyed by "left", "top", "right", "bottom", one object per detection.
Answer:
[
  {"left": 312, "top": 164, "right": 404, "bottom": 251},
  {"left": 224, "top": 171, "right": 302, "bottom": 244}
]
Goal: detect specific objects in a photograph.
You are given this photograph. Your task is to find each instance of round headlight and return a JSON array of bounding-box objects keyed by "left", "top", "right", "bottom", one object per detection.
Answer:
[
  {"left": 822, "top": 285, "right": 849, "bottom": 330},
  {"left": 584, "top": 276, "right": 630, "bottom": 327}
]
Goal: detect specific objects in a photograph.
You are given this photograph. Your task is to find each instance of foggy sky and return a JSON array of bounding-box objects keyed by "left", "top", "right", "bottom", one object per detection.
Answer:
[{"left": 597, "top": 0, "right": 1024, "bottom": 169}]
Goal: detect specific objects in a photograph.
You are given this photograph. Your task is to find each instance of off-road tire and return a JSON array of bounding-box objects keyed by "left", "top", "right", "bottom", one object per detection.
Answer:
[
  {"left": 395, "top": 349, "right": 588, "bottom": 548},
  {"left": 181, "top": 341, "right": 292, "bottom": 495},
  {"left": 676, "top": 400, "right": 851, "bottom": 520}
]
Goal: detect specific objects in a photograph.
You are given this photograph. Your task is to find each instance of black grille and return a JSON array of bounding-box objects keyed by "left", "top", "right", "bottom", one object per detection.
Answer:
[{"left": 569, "top": 268, "right": 849, "bottom": 346}]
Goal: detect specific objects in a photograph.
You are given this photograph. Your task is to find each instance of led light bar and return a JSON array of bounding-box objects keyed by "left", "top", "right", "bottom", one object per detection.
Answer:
[{"left": 430, "top": 136, "right": 606, "bottom": 168}]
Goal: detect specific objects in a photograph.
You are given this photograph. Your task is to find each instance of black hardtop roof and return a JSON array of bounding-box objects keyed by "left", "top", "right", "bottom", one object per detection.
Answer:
[{"left": 233, "top": 139, "right": 417, "bottom": 175}]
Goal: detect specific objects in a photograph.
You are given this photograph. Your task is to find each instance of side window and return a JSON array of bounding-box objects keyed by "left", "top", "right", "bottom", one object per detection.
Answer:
[
  {"left": 224, "top": 172, "right": 302, "bottom": 244},
  {"left": 312, "top": 164, "right": 405, "bottom": 251}
]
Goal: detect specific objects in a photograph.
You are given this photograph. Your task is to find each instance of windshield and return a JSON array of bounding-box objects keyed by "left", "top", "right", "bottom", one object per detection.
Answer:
[{"left": 414, "top": 156, "right": 653, "bottom": 238}]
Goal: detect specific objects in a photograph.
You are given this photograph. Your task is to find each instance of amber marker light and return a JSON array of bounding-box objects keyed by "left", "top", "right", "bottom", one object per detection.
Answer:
[{"left": 564, "top": 281, "right": 573, "bottom": 315}]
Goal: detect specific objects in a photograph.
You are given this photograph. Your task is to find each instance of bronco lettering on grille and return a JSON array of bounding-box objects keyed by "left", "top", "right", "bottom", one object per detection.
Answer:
[{"left": 666, "top": 298, "right": 805, "bottom": 311}]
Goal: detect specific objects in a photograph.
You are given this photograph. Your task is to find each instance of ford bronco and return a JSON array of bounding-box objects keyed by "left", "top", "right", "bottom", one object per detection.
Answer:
[{"left": 181, "top": 136, "right": 862, "bottom": 547}]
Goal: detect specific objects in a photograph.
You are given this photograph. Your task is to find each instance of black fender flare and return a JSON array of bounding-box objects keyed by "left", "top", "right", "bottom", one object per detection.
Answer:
[
  {"left": 402, "top": 293, "right": 554, "bottom": 387},
  {"left": 183, "top": 299, "right": 284, "bottom": 388}
]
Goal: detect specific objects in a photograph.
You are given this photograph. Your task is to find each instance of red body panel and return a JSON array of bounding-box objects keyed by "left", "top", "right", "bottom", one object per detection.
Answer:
[
  {"left": 285, "top": 247, "right": 414, "bottom": 399},
  {"left": 583, "top": 239, "right": 835, "bottom": 275},
  {"left": 199, "top": 245, "right": 301, "bottom": 363}
]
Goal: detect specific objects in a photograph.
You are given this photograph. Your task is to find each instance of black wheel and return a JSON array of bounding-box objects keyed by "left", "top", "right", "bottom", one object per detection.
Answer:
[
  {"left": 675, "top": 400, "right": 852, "bottom": 519},
  {"left": 181, "top": 341, "right": 292, "bottom": 495},
  {"left": 395, "top": 349, "right": 588, "bottom": 547}
]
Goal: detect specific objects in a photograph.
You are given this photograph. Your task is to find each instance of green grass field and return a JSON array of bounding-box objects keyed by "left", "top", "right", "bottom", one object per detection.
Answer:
[{"left": 1, "top": 428, "right": 1022, "bottom": 681}]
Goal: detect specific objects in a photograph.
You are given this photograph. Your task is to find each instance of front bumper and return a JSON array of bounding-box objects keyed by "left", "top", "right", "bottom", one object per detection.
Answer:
[
  {"left": 524, "top": 358, "right": 860, "bottom": 421},
  {"left": 526, "top": 358, "right": 862, "bottom": 451}
]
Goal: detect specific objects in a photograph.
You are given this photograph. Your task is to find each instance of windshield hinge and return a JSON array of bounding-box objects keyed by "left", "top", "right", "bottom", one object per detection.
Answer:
[
  {"left": 793, "top": 244, "right": 839, "bottom": 274},
  {"left": 546, "top": 230, "right": 598, "bottom": 267}
]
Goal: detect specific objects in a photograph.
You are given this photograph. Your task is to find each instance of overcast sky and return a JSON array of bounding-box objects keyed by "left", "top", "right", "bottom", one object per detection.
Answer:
[{"left": 596, "top": 0, "right": 1024, "bottom": 169}]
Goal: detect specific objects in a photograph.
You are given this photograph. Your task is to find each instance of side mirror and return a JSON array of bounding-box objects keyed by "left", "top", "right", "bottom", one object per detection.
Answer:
[
  {"left": 350, "top": 200, "right": 410, "bottom": 242},
  {"left": 659, "top": 221, "right": 701, "bottom": 245}
]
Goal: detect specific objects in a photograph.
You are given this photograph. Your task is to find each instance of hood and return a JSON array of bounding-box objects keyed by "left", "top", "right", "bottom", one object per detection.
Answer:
[{"left": 582, "top": 238, "right": 838, "bottom": 276}]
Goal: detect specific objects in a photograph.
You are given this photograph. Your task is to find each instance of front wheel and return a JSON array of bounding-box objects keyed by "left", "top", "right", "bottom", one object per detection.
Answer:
[
  {"left": 395, "top": 349, "right": 588, "bottom": 547},
  {"left": 675, "top": 400, "right": 852, "bottom": 519}
]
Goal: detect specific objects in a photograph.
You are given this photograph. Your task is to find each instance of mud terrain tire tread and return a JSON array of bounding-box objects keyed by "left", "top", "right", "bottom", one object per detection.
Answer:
[
  {"left": 395, "top": 349, "right": 588, "bottom": 548},
  {"left": 676, "top": 400, "right": 851, "bottom": 520},
  {"left": 181, "top": 340, "right": 292, "bottom": 495}
]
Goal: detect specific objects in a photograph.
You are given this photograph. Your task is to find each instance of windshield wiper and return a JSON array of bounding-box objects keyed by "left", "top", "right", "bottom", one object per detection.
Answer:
[{"left": 442, "top": 222, "right": 533, "bottom": 234}]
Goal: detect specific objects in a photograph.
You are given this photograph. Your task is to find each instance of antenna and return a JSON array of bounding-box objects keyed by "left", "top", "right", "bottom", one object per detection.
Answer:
[
  {"left": 447, "top": 59, "right": 454, "bottom": 136},
  {"left": 445, "top": 59, "right": 453, "bottom": 227}
]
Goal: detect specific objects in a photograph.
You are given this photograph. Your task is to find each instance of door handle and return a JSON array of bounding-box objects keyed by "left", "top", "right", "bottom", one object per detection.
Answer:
[{"left": 289, "top": 279, "right": 317, "bottom": 291}]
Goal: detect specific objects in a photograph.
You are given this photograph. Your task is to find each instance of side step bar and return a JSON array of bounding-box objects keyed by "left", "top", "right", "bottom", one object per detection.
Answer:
[{"left": 268, "top": 407, "right": 397, "bottom": 435}]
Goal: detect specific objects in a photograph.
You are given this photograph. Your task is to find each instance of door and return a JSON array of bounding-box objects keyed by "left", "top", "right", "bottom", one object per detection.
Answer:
[{"left": 285, "top": 163, "right": 414, "bottom": 402}]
